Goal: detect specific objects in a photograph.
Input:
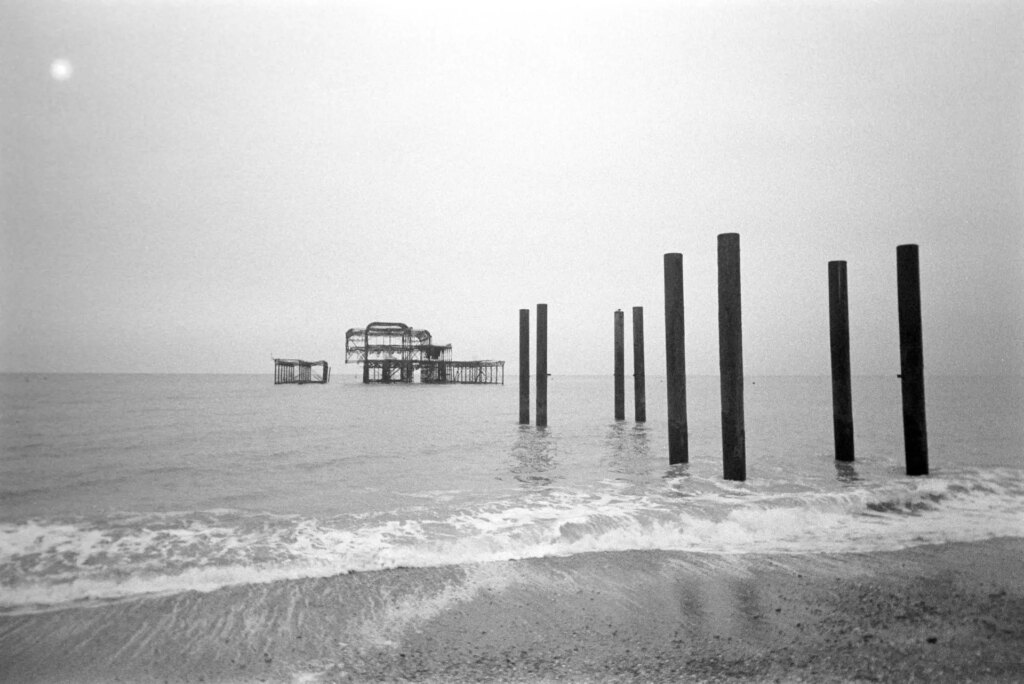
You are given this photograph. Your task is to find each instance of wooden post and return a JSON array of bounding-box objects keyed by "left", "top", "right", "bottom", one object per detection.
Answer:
[
  {"left": 614, "top": 309, "right": 625, "bottom": 421},
  {"left": 633, "top": 306, "right": 646, "bottom": 423},
  {"left": 519, "top": 309, "right": 530, "bottom": 424},
  {"left": 663, "top": 253, "right": 688, "bottom": 464},
  {"left": 897, "top": 244, "right": 928, "bottom": 475},
  {"left": 536, "top": 303, "right": 548, "bottom": 427},
  {"left": 828, "top": 261, "right": 854, "bottom": 461},
  {"left": 718, "top": 233, "right": 746, "bottom": 481}
]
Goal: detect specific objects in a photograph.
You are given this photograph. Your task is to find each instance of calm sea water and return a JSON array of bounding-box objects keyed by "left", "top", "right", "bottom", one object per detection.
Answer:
[{"left": 1, "top": 373, "right": 1021, "bottom": 614}]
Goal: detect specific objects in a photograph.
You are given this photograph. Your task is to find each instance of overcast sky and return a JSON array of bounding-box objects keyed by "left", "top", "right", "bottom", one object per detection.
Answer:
[{"left": 1, "top": 0, "right": 1021, "bottom": 376}]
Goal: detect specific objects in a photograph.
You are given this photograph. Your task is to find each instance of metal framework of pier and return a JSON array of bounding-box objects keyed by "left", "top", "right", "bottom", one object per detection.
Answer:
[
  {"left": 345, "top": 321, "right": 504, "bottom": 384},
  {"left": 274, "top": 358, "right": 329, "bottom": 384}
]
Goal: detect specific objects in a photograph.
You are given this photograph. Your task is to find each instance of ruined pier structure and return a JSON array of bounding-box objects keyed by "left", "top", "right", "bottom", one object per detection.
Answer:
[
  {"left": 345, "top": 322, "right": 504, "bottom": 384},
  {"left": 274, "top": 358, "right": 329, "bottom": 384}
]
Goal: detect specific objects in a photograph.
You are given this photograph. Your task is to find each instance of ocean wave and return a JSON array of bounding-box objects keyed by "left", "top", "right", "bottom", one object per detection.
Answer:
[{"left": 1, "top": 467, "right": 1021, "bottom": 613}]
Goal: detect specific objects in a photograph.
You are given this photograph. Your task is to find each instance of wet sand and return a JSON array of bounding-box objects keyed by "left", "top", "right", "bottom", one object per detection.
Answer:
[{"left": 2, "top": 537, "right": 1022, "bottom": 682}]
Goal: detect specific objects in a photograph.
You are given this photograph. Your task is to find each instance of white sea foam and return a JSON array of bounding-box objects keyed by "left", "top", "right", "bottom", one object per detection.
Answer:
[{"left": 1, "top": 467, "right": 1021, "bottom": 613}]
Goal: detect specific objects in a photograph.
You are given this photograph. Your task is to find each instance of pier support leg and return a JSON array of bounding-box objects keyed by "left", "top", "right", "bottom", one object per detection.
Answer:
[
  {"left": 614, "top": 309, "right": 625, "bottom": 421},
  {"left": 718, "top": 234, "right": 746, "bottom": 481},
  {"left": 536, "top": 303, "right": 548, "bottom": 427},
  {"left": 897, "top": 244, "right": 928, "bottom": 476},
  {"left": 664, "top": 253, "right": 688, "bottom": 464},
  {"left": 519, "top": 309, "right": 530, "bottom": 424},
  {"left": 633, "top": 306, "right": 646, "bottom": 423},
  {"left": 828, "top": 261, "right": 855, "bottom": 461}
]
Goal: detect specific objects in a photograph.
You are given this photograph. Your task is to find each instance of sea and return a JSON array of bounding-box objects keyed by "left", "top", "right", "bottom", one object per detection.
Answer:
[{"left": 1, "top": 372, "right": 1022, "bottom": 617}]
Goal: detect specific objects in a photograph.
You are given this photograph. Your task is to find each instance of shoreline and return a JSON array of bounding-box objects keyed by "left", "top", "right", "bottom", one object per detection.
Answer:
[{"left": 2, "top": 537, "right": 1022, "bottom": 682}]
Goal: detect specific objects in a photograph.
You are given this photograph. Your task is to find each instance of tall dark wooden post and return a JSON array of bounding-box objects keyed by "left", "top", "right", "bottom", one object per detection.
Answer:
[
  {"left": 614, "top": 309, "right": 625, "bottom": 421},
  {"left": 663, "top": 253, "right": 688, "bottom": 464},
  {"left": 519, "top": 309, "right": 530, "bottom": 424},
  {"left": 828, "top": 261, "right": 855, "bottom": 461},
  {"left": 718, "top": 234, "right": 745, "bottom": 481},
  {"left": 897, "top": 244, "right": 928, "bottom": 475},
  {"left": 536, "top": 303, "right": 548, "bottom": 427},
  {"left": 633, "top": 306, "right": 646, "bottom": 423}
]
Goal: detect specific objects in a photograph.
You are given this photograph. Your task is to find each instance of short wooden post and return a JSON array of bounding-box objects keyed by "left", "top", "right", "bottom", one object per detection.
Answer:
[
  {"left": 718, "top": 234, "right": 746, "bottom": 481},
  {"left": 828, "top": 261, "right": 855, "bottom": 461},
  {"left": 897, "top": 244, "right": 928, "bottom": 475},
  {"left": 614, "top": 309, "right": 625, "bottom": 421},
  {"left": 536, "top": 303, "right": 548, "bottom": 427},
  {"left": 519, "top": 309, "right": 530, "bottom": 424},
  {"left": 664, "top": 253, "right": 688, "bottom": 464},
  {"left": 633, "top": 306, "right": 646, "bottom": 423}
]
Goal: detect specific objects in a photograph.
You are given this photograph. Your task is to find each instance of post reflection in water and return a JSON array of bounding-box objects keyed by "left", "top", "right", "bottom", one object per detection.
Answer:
[
  {"left": 509, "top": 425, "right": 558, "bottom": 487},
  {"left": 603, "top": 422, "right": 655, "bottom": 482},
  {"left": 663, "top": 461, "right": 691, "bottom": 483},
  {"left": 835, "top": 460, "right": 860, "bottom": 484}
]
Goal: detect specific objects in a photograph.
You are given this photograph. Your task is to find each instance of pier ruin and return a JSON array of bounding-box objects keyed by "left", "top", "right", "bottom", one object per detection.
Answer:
[
  {"left": 273, "top": 358, "right": 329, "bottom": 385},
  {"left": 345, "top": 322, "right": 504, "bottom": 384}
]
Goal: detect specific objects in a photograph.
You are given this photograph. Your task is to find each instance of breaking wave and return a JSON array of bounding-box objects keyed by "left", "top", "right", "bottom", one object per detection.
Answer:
[{"left": 1, "top": 467, "right": 1021, "bottom": 614}]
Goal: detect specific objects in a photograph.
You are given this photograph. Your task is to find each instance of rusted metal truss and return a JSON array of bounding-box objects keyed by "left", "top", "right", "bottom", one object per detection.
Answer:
[
  {"left": 345, "top": 322, "right": 450, "bottom": 364},
  {"left": 344, "top": 321, "right": 504, "bottom": 385},
  {"left": 274, "top": 358, "right": 329, "bottom": 384}
]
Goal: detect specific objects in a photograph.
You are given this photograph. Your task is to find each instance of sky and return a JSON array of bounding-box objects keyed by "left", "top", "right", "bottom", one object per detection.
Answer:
[{"left": 1, "top": 0, "right": 1021, "bottom": 376}]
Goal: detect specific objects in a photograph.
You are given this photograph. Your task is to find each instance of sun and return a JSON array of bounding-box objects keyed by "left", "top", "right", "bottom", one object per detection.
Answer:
[{"left": 50, "top": 59, "right": 73, "bottom": 81}]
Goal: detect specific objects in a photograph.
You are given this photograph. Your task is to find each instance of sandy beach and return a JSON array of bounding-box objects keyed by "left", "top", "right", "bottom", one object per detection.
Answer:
[{"left": 2, "top": 537, "right": 1022, "bottom": 683}]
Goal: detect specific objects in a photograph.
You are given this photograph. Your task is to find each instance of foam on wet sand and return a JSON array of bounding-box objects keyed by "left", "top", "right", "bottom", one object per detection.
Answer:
[{"left": 2, "top": 538, "right": 1022, "bottom": 682}]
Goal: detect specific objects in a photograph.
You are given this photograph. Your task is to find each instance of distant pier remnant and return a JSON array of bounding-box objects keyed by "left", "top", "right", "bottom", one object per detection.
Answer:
[
  {"left": 633, "top": 306, "right": 646, "bottom": 423},
  {"left": 828, "top": 261, "right": 855, "bottom": 461},
  {"left": 536, "top": 304, "right": 548, "bottom": 427},
  {"left": 274, "top": 358, "right": 329, "bottom": 385},
  {"left": 614, "top": 309, "right": 625, "bottom": 421},
  {"left": 345, "top": 322, "right": 504, "bottom": 384},
  {"left": 664, "top": 253, "right": 688, "bottom": 464},
  {"left": 519, "top": 309, "right": 530, "bottom": 424},
  {"left": 897, "top": 244, "right": 928, "bottom": 475},
  {"left": 717, "top": 234, "right": 746, "bottom": 481}
]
